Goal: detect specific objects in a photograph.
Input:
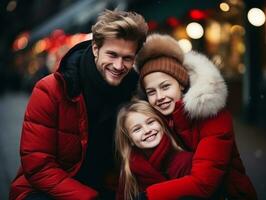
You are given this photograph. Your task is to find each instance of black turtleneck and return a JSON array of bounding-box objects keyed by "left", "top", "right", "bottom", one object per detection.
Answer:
[{"left": 74, "top": 43, "right": 138, "bottom": 196}]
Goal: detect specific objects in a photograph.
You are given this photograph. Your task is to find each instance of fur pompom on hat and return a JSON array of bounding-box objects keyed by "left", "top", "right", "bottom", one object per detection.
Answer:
[{"left": 136, "top": 33, "right": 189, "bottom": 87}]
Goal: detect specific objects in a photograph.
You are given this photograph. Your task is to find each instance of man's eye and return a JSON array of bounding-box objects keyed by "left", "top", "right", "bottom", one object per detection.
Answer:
[
  {"left": 124, "top": 57, "right": 133, "bottom": 62},
  {"left": 108, "top": 53, "right": 116, "bottom": 58}
]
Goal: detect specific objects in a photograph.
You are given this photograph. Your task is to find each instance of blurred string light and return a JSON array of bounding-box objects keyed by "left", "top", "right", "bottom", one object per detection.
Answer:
[
  {"left": 32, "top": 32, "right": 92, "bottom": 54},
  {"left": 220, "top": 23, "right": 231, "bottom": 42},
  {"left": 205, "top": 21, "right": 221, "bottom": 44},
  {"left": 219, "top": 2, "right": 230, "bottom": 12},
  {"left": 13, "top": 32, "right": 29, "bottom": 51},
  {"left": 247, "top": 8, "right": 265, "bottom": 27},
  {"left": 34, "top": 38, "right": 51, "bottom": 54},
  {"left": 186, "top": 22, "right": 204, "bottom": 39},
  {"left": 177, "top": 39, "right": 192, "bottom": 53},
  {"left": 6, "top": 0, "right": 17, "bottom": 12},
  {"left": 230, "top": 25, "right": 245, "bottom": 35},
  {"left": 70, "top": 33, "right": 92, "bottom": 47}
]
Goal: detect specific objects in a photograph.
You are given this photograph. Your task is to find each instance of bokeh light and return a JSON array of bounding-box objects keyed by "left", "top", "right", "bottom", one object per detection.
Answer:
[
  {"left": 177, "top": 39, "right": 192, "bottom": 53},
  {"left": 247, "top": 8, "right": 265, "bottom": 27},
  {"left": 186, "top": 22, "right": 204, "bottom": 39}
]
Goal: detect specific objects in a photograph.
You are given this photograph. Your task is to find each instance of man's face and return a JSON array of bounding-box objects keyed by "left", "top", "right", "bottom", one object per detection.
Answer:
[{"left": 92, "top": 38, "right": 138, "bottom": 86}]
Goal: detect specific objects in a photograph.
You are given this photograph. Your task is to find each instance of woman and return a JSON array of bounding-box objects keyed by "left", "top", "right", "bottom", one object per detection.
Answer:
[
  {"left": 115, "top": 100, "right": 193, "bottom": 200},
  {"left": 135, "top": 33, "right": 257, "bottom": 200}
]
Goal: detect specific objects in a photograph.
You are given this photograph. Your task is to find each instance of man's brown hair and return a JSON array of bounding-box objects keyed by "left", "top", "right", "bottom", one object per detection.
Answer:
[{"left": 91, "top": 9, "right": 148, "bottom": 51}]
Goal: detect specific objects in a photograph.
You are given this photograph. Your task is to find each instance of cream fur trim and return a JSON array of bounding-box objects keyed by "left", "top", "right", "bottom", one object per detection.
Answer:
[{"left": 183, "top": 51, "right": 228, "bottom": 118}]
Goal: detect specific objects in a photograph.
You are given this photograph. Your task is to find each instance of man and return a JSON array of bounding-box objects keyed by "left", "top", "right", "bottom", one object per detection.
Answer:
[{"left": 9, "top": 10, "right": 148, "bottom": 200}]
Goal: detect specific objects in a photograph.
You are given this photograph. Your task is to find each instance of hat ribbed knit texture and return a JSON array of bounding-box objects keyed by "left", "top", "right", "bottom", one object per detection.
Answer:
[{"left": 140, "top": 56, "right": 189, "bottom": 87}]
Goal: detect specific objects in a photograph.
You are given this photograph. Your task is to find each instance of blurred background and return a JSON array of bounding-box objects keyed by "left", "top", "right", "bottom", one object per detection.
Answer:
[{"left": 0, "top": 0, "right": 266, "bottom": 199}]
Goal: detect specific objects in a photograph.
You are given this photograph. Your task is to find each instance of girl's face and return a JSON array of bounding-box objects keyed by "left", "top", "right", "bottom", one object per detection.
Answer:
[
  {"left": 125, "top": 112, "right": 164, "bottom": 149},
  {"left": 143, "top": 72, "right": 182, "bottom": 116}
]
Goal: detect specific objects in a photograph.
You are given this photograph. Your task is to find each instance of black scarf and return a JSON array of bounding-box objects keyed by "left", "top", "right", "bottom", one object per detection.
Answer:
[{"left": 76, "top": 44, "right": 138, "bottom": 192}]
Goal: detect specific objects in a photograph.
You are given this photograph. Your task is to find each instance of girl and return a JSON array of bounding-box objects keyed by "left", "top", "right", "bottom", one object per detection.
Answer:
[
  {"left": 115, "top": 100, "right": 193, "bottom": 200},
  {"left": 135, "top": 33, "right": 257, "bottom": 200}
]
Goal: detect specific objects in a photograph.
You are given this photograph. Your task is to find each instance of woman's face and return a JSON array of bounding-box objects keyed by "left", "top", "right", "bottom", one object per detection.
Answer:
[
  {"left": 143, "top": 72, "right": 182, "bottom": 116},
  {"left": 125, "top": 112, "right": 164, "bottom": 150}
]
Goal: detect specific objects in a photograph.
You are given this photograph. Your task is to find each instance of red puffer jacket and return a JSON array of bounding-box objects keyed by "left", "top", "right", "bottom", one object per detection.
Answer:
[
  {"left": 145, "top": 51, "right": 257, "bottom": 200},
  {"left": 9, "top": 73, "right": 98, "bottom": 200},
  {"left": 146, "top": 101, "right": 256, "bottom": 200}
]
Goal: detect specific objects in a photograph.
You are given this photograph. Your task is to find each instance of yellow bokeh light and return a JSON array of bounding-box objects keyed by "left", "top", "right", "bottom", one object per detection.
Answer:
[
  {"left": 177, "top": 39, "right": 192, "bottom": 53},
  {"left": 220, "top": 2, "right": 230, "bottom": 12},
  {"left": 206, "top": 21, "right": 221, "bottom": 44}
]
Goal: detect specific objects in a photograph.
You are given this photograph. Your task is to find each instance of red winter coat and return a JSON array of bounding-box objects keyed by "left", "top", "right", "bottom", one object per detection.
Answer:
[
  {"left": 116, "top": 134, "right": 193, "bottom": 200},
  {"left": 9, "top": 73, "right": 98, "bottom": 200},
  {"left": 145, "top": 51, "right": 257, "bottom": 200},
  {"left": 10, "top": 41, "right": 138, "bottom": 200}
]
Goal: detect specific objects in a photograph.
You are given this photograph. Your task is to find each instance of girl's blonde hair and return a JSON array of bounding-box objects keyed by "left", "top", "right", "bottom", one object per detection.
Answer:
[{"left": 115, "top": 100, "right": 183, "bottom": 200}]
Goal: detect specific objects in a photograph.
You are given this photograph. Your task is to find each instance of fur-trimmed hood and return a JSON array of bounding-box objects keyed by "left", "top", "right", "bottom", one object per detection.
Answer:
[
  {"left": 183, "top": 51, "right": 227, "bottom": 118},
  {"left": 136, "top": 34, "right": 227, "bottom": 119}
]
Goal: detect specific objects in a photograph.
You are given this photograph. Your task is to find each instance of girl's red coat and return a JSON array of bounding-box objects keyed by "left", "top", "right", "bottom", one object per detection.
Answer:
[{"left": 146, "top": 101, "right": 257, "bottom": 200}]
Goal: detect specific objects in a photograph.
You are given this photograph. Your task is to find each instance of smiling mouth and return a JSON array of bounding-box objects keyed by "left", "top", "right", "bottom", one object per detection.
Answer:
[
  {"left": 143, "top": 133, "right": 157, "bottom": 142},
  {"left": 157, "top": 101, "right": 171, "bottom": 109},
  {"left": 107, "top": 69, "right": 126, "bottom": 78}
]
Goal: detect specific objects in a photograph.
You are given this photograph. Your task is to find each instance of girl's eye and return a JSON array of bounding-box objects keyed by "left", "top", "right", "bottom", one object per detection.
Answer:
[
  {"left": 132, "top": 127, "right": 141, "bottom": 133},
  {"left": 147, "top": 119, "right": 155, "bottom": 124},
  {"left": 162, "top": 84, "right": 170, "bottom": 90},
  {"left": 146, "top": 90, "right": 155, "bottom": 96}
]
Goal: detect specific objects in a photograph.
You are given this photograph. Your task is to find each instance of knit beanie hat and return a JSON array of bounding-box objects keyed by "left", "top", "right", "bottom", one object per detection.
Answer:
[{"left": 136, "top": 34, "right": 189, "bottom": 88}]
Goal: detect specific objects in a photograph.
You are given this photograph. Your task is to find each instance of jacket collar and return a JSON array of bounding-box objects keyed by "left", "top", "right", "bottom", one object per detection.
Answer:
[{"left": 56, "top": 40, "right": 91, "bottom": 101}]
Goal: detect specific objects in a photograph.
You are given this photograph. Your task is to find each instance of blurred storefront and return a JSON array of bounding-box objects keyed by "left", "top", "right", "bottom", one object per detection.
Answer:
[
  {"left": 12, "top": 30, "right": 92, "bottom": 91},
  {"left": 5, "top": 0, "right": 266, "bottom": 127}
]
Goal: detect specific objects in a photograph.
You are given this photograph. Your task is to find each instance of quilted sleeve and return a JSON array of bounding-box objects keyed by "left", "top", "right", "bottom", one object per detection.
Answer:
[{"left": 20, "top": 78, "right": 98, "bottom": 200}]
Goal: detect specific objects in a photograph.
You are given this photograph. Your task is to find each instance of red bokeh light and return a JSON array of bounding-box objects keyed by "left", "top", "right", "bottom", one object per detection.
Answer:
[
  {"left": 166, "top": 17, "right": 180, "bottom": 27},
  {"left": 189, "top": 9, "right": 208, "bottom": 20},
  {"left": 148, "top": 20, "right": 158, "bottom": 31}
]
